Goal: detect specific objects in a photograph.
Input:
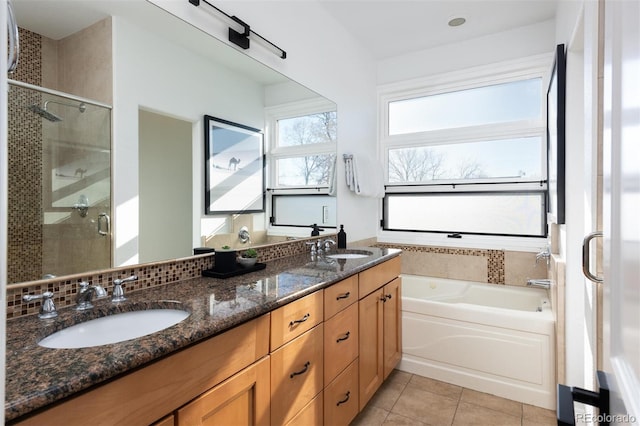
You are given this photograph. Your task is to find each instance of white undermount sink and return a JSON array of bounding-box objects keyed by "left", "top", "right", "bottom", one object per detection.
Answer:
[
  {"left": 326, "top": 250, "right": 373, "bottom": 260},
  {"left": 38, "top": 309, "right": 190, "bottom": 349}
]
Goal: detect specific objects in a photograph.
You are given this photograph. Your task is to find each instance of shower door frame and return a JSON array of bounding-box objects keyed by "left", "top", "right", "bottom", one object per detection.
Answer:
[{"left": 7, "top": 80, "right": 113, "bottom": 283}]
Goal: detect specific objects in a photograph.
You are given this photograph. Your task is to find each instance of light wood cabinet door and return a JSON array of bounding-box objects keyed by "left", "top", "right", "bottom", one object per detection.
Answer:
[
  {"left": 383, "top": 277, "right": 402, "bottom": 379},
  {"left": 324, "top": 359, "right": 359, "bottom": 426},
  {"left": 176, "top": 356, "right": 270, "bottom": 426},
  {"left": 358, "top": 256, "right": 401, "bottom": 299},
  {"left": 358, "top": 288, "right": 384, "bottom": 410},
  {"left": 285, "top": 392, "right": 323, "bottom": 426},
  {"left": 324, "top": 275, "right": 358, "bottom": 319},
  {"left": 271, "top": 291, "right": 324, "bottom": 350},
  {"left": 271, "top": 324, "right": 324, "bottom": 425},
  {"left": 324, "top": 302, "right": 358, "bottom": 385}
]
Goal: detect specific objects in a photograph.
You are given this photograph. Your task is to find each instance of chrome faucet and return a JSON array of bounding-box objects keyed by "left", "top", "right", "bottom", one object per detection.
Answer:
[
  {"left": 112, "top": 275, "right": 138, "bottom": 302},
  {"left": 526, "top": 278, "right": 552, "bottom": 289},
  {"left": 535, "top": 246, "right": 551, "bottom": 267},
  {"left": 321, "top": 239, "right": 336, "bottom": 252},
  {"left": 75, "top": 281, "right": 108, "bottom": 311},
  {"left": 238, "top": 226, "right": 251, "bottom": 244},
  {"left": 23, "top": 291, "right": 58, "bottom": 319}
]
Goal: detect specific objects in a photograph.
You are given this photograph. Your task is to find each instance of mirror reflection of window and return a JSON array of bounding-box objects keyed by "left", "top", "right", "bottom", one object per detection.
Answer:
[{"left": 267, "top": 103, "right": 337, "bottom": 230}]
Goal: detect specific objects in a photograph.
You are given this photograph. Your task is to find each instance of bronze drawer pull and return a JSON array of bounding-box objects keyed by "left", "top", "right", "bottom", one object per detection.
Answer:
[
  {"left": 289, "top": 313, "right": 310, "bottom": 327},
  {"left": 336, "top": 292, "right": 350, "bottom": 300},
  {"left": 336, "top": 391, "right": 351, "bottom": 406},
  {"left": 386, "top": 294, "right": 392, "bottom": 300},
  {"left": 290, "top": 361, "right": 311, "bottom": 378},
  {"left": 380, "top": 296, "right": 387, "bottom": 303},
  {"left": 336, "top": 331, "right": 350, "bottom": 343}
]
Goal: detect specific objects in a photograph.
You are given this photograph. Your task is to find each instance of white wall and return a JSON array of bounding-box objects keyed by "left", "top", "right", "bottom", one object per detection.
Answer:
[
  {"left": 377, "top": 19, "right": 555, "bottom": 84},
  {"left": 112, "top": 16, "right": 267, "bottom": 265},
  {"left": 149, "top": 0, "right": 379, "bottom": 244}
]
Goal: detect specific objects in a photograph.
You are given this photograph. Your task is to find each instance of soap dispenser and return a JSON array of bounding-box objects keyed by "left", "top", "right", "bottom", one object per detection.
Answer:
[
  {"left": 337, "top": 224, "right": 347, "bottom": 249},
  {"left": 311, "top": 224, "right": 321, "bottom": 236}
]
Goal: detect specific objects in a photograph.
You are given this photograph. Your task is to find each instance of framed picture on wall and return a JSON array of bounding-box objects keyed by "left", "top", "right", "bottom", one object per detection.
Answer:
[
  {"left": 546, "top": 44, "right": 566, "bottom": 225},
  {"left": 204, "top": 115, "right": 265, "bottom": 215}
]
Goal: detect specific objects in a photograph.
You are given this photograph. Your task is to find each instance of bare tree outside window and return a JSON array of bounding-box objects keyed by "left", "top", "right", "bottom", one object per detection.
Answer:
[{"left": 278, "top": 112, "right": 337, "bottom": 186}]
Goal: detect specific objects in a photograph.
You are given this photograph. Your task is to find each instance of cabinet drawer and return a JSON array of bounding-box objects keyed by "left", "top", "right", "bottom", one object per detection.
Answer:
[
  {"left": 358, "top": 256, "right": 401, "bottom": 299},
  {"left": 271, "top": 291, "right": 323, "bottom": 350},
  {"left": 324, "top": 275, "right": 358, "bottom": 319},
  {"left": 324, "top": 303, "right": 358, "bottom": 385},
  {"left": 324, "top": 359, "right": 359, "bottom": 426},
  {"left": 271, "top": 324, "right": 324, "bottom": 425},
  {"left": 285, "top": 391, "right": 323, "bottom": 426},
  {"left": 176, "top": 356, "right": 270, "bottom": 426}
]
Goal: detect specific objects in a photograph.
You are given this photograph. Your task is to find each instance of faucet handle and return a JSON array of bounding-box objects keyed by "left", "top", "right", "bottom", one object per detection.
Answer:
[
  {"left": 306, "top": 241, "right": 317, "bottom": 253},
  {"left": 112, "top": 275, "right": 138, "bottom": 302},
  {"left": 23, "top": 291, "right": 58, "bottom": 319}
]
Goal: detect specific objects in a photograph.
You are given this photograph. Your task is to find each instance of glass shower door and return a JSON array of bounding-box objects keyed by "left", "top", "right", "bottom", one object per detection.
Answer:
[{"left": 7, "top": 82, "right": 112, "bottom": 283}]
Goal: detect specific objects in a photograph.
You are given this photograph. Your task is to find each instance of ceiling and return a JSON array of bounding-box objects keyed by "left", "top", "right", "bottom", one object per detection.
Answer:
[
  {"left": 13, "top": 0, "right": 559, "bottom": 65},
  {"left": 317, "top": 0, "right": 558, "bottom": 60}
]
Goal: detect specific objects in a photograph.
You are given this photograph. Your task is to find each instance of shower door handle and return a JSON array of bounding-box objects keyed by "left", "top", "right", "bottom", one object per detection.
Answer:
[
  {"left": 582, "top": 231, "right": 603, "bottom": 283},
  {"left": 98, "top": 213, "right": 110, "bottom": 236},
  {"left": 7, "top": 0, "right": 20, "bottom": 73}
]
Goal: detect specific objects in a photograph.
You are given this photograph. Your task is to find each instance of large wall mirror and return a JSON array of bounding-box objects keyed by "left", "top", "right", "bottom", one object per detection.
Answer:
[{"left": 7, "top": 0, "right": 337, "bottom": 286}]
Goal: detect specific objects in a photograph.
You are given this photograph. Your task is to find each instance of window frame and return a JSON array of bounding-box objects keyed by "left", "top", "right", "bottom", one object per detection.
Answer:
[
  {"left": 377, "top": 54, "right": 553, "bottom": 249},
  {"left": 265, "top": 98, "right": 337, "bottom": 235}
]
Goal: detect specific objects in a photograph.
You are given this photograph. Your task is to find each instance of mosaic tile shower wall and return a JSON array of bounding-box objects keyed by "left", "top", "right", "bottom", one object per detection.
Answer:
[{"left": 8, "top": 28, "right": 44, "bottom": 283}]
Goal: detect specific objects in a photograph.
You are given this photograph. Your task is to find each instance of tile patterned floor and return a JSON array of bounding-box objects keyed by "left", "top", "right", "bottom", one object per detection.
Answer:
[{"left": 351, "top": 370, "right": 557, "bottom": 426}]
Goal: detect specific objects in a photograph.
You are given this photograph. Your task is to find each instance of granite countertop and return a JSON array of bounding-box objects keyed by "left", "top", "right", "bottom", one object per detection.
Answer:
[{"left": 5, "top": 247, "right": 401, "bottom": 422}]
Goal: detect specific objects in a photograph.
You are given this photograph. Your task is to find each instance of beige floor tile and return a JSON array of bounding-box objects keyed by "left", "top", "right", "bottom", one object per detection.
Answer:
[
  {"left": 523, "top": 418, "right": 558, "bottom": 426},
  {"left": 391, "top": 386, "right": 458, "bottom": 425},
  {"left": 351, "top": 405, "right": 390, "bottom": 426},
  {"left": 459, "top": 388, "right": 522, "bottom": 417},
  {"left": 406, "top": 375, "right": 463, "bottom": 401},
  {"left": 523, "top": 404, "right": 556, "bottom": 421},
  {"left": 452, "top": 401, "right": 521, "bottom": 426},
  {"left": 387, "top": 369, "right": 413, "bottom": 386},
  {"left": 370, "top": 377, "right": 408, "bottom": 410},
  {"left": 383, "top": 413, "right": 428, "bottom": 426}
]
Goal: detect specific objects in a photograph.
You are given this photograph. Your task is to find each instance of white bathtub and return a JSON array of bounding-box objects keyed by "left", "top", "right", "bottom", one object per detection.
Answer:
[{"left": 398, "top": 274, "right": 556, "bottom": 409}]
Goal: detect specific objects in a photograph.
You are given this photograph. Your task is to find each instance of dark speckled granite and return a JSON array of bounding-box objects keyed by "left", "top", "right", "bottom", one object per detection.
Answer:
[{"left": 5, "top": 247, "right": 401, "bottom": 422}]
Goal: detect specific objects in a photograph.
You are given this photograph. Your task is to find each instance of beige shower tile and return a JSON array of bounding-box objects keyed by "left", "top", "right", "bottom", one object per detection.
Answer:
[
  {"left": 459, "top": 389, "right": 522, "bottom": 417},
  {"left": 453, "top": 401, "right": 521, "bottom": 426},
  {"left": 444, "top": 254, "right": 487, "bottom": 282},
  {"left": 504, "top": 250, "right": 547, "bottom": 286}
]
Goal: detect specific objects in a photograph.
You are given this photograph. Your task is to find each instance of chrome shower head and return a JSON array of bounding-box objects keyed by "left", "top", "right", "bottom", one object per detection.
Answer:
[
  {"left": 27, "top": 99, "right": 87, "bottom": 122},
  {"left": 27, "top": 104, "right": 63, "bottom": 122}
]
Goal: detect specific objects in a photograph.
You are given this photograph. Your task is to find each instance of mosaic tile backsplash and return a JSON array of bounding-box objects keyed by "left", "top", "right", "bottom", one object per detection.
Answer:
[{"left": 6, "top": 235, "right": 335, "bottom": 319}]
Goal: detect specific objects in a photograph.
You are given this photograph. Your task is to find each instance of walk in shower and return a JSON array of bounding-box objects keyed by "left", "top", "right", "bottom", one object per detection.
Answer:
[{"left": 7, "top": 81, "right": 112, "bottom": 283}]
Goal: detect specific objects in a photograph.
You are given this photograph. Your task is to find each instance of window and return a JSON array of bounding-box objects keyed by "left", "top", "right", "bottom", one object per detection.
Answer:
[
  {"left": 266, "top": 99, "right": 337, "bottom": 230},
  {"left": 380, "top": 58, "right": 549, "bottom": 238}
]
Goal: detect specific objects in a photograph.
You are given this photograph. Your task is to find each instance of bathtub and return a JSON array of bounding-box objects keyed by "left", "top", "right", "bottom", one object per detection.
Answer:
[{"left": 398, "top": 274, "right": 556, "bottom": 409}]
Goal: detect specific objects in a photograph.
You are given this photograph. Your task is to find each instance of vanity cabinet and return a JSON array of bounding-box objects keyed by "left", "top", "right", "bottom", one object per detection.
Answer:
[
  {"left": 358, "top": 256, "right": 402, "bottom": 410},
  {"left": 12, "top": 254, "right": 402, "bottom": 426},
  {"left": 15, "top": 314, "right": 270, "bottom": 426},
  {"left": 270, "top": 292, "right": 324, "bottom": 425}
]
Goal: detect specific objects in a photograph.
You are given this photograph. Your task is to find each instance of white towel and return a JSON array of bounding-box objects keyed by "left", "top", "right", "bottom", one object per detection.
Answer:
[
  {"left": 328, "top": 155, "right": 337, "bottom": 196},
  {"left": 344, "top": 153, "right": 385, "bottom": 198}
]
